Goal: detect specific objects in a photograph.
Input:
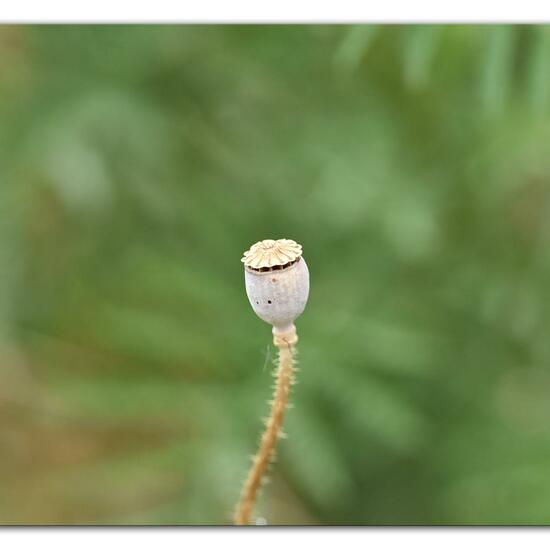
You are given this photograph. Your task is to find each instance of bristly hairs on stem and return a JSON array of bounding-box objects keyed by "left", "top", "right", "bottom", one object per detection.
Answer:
[{"left": 233, "top": 334, "right": 297, "bottom": 526}]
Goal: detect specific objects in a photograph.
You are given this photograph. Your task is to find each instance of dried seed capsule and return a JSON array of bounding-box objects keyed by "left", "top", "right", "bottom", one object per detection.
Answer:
[{"left": 242, "top": 239, "right": 310, "bottom": 336}]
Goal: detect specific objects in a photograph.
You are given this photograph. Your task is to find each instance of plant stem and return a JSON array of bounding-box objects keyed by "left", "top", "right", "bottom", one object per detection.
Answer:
[{"left": 233, "top": 335, "right": 297, "bottom": 526}]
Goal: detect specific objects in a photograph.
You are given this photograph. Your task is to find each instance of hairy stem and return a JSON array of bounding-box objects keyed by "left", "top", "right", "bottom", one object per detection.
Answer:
[{"left": 233, "top": 337, "right": 296, "bottom": 526}]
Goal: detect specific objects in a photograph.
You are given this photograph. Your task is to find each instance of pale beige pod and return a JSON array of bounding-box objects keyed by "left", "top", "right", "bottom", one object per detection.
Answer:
[{"left": 242, "top": 239, "right": 309, "bottom": 342}]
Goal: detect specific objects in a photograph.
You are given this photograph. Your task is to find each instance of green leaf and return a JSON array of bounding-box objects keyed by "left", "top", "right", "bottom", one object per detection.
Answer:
[
  {"left": 527, "top": 26, "right": 550, "bottom": 114},
  {"left": 403, "top": 25, "right": 442, "bottom": 91},
  {"left": 333, "top": 25, "right": 378, "bottom": 75},
  {"left": 480, "top": 25, "right": 516, "bottom": 117}
]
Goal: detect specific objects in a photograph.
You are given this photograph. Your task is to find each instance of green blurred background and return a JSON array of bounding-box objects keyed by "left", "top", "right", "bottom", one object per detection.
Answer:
[{"left": 1, "top": 24, "right": 550, "bottom": 525}]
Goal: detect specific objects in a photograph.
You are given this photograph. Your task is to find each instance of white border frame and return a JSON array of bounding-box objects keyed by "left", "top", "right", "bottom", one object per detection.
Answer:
[{"left": 1, "top": 0, "right": 550, "bottom": 23}]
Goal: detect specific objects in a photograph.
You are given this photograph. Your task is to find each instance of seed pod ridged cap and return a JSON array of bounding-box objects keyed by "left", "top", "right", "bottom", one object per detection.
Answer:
[{"left": 242, "top": 239, "right": 303, "bottom": 271}]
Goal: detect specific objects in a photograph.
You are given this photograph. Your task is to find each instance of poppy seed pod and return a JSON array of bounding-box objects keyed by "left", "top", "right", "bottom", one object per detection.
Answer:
[
  {"left": 242, "top": 239, "right": 309, "bottom": 341},
  {"left": 235, "top": 239, "right": 308, "bottom": 525}
]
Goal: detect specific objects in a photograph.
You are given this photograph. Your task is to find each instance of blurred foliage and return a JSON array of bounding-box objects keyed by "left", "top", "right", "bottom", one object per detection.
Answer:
[{"left": 1, "top": 24, "right": 550, "bottom": 525}]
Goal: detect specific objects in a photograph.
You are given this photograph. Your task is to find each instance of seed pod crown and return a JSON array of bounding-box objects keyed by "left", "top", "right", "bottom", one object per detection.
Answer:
[{"left": 242, "top": 239, "right": 303, "bottom": 272}]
